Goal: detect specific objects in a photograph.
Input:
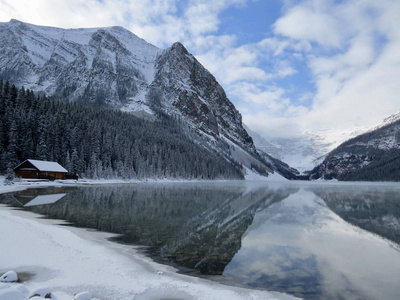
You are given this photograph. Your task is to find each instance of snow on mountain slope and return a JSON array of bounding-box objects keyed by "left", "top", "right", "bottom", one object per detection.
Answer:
[
  {"left": 310, "top": 111, "right": 400, "bottom": 181},
  {"left": 267, "top": 135, "right": 331, "bottom": 173},
  {"left": 243, "top": 125, "right": 330, "bottom": 173},
  {"left": 368, "top": 110, "right": 400, "bottom": 134},
  {"left": 0, "top": 19, "right": 161, "bottom": 110}
]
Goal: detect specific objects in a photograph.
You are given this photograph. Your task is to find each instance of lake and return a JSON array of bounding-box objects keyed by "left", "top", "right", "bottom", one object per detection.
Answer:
[{"left": 1, "top": 181, "right": 400, "bottom": 299}]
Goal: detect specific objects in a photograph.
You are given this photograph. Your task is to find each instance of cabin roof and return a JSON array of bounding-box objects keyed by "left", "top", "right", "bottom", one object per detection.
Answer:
[{"left": 15, "top": 159, "right": 68, "bottom": 173}]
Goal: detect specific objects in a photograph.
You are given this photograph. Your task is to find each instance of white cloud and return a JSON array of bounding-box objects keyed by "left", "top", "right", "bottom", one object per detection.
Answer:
[
  {"left": 258, "top": 37, "right": 291, "bottom": 56},
  {"left": 310, "top": 34, "right": 375, "bottom": 77},
  {"left": 197, "top": 44, "right": 273, "bottom": 86},
  {"left": 304, "top": 0, "right": 400, "bottom": 134},
  {"left": 275, "top": 60, "right": 297, "bottom": 78},
  {"left": 0, "top": 0, "right": 124, "bottom": 28},
  {"left": 0, "top": 0, "right": 244, "bottom": 48},
  {"left": 235, "top": 84, "right": 286, "bottom": 106},
  {"left": 243, "top": 111, "right": 304, "bottom": 138},
  {"left": 274, "top": 1, "right": 344, "bottom": 48}
]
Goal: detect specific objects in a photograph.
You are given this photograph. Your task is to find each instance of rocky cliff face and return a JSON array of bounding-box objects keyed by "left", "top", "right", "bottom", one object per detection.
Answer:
[
  {"left": 0, "top": 19, "right": 270, "bottom": 175},
  {"left": 148, "top": 42, "right": 256, "bottom": 154}
]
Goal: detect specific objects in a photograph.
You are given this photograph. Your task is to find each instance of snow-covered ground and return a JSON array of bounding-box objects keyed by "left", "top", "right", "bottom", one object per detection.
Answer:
[
  {"left": 0, "top": 179, "right": 295, "bottom": 300},
  {"left": 244, "top": 167, "right": 288, "bottom": 182}
]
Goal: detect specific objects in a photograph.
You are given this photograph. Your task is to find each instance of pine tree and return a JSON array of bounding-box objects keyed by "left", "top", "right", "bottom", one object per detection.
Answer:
[{"left": 3, "top": 167, "right": 15, "bottom": 185}]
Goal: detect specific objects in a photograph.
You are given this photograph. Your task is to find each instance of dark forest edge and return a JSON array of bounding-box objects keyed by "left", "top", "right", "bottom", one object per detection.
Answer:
[
  {"left": 0, "top": 81, "right": 244, "bottom": 180},
  {"left": 3, "top": 79, "right": 399, "bottom": 182}
]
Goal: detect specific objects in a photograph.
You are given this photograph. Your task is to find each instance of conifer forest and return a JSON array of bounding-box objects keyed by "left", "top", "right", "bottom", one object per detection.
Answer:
[{"left": 0, "top": 81, "right": 243, "bottom": 179}]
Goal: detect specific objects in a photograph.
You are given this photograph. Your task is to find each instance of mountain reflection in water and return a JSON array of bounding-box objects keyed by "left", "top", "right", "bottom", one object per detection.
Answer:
[{"left": 1, "top": 182, "right": 400, "bottom": 300}]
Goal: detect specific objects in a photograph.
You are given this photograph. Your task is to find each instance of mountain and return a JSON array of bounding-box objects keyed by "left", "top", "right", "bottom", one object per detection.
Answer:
[
  {"left": 0, "top": 19, "right": 160, "bottom": 110},
  {"left": 309, "top": 111, "right": 400, "bottom": 181},
  {"left": 245, "top": 120, "right": 369, "bottom": 174},
  {"left": 266, "top": 135, "right": 331, "bottom": 173},
  {"left": 244, "top": 124, "right": 335, "bottom": 173},
  {"left": 368, "top": 110, "right": 400, "bottom": 132},
  {"left": 0, "top": 19, "right": 273, "bottom": 178}
]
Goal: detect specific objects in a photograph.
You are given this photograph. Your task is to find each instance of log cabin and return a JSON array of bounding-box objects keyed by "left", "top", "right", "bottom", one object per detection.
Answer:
[{"left": 14, "top": 159, "right": 68, "bottom": 180}]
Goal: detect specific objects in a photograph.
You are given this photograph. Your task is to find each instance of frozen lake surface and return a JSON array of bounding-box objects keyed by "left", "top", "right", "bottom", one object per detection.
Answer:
[{"left": 1, "top": 181, "right": 400, "bottom": 299}]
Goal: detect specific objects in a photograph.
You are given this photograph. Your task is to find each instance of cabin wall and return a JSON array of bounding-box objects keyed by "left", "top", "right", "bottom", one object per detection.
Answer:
[
  {"left": 14, "top": 170, "right": 67, "bottom": 180},
  {"left": 51, "top": 172, "right": 67, "bottom": 180},
  {"left": 14, "top": 170, "right": 38, "bottom": 179}
]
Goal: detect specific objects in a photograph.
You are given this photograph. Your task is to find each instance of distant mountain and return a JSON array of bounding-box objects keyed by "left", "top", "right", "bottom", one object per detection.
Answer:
[
  {"left": 0, "top": 19, "right": 274, "bottom": 178},
  {"left": 266, "top": 135, "right": 330, "bottom": 173},
  {"left": 243, "top": 125, "right": 300, "bottom": 179},
  {"left": 244, "top": 125, "right": 333, "bottom": 173},
  {"left": 244, "top": 120, "right": 369, "bottom": 175},
  {"left": 243, "top": 124, "right": 284, "bottom": 160},
  {"left": 309, "top": 111, "right": 400, "bottom": 181},
  {"left": 368, "top": 110, "right": 400, "bottom": 132}
]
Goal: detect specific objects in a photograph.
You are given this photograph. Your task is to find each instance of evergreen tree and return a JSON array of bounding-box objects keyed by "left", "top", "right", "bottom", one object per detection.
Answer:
[{"left": 3, "top": 167, "right": 15, "bottom": 185}]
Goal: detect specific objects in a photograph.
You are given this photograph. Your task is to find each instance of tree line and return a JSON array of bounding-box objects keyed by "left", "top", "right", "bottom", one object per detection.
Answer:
[{"left": 0, "top": 81, "right": 243, "bottom": 179}]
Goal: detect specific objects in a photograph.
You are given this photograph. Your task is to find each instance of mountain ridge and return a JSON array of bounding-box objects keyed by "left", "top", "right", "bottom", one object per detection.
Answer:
[
  {"left": 309, "top": 111, "right": 400, "bottom": 181},
  {"left": 0, "top": 19, "right": 160, "bottom": 105}
]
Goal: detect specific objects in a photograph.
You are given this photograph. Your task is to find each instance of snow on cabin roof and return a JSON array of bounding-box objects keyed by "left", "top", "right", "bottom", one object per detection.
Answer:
[
  {"left": 16, "top": 159, "right": 68, "bottom": 173},
  {"left": 28, "top": 159, "right": 68, "bottom": 172}
]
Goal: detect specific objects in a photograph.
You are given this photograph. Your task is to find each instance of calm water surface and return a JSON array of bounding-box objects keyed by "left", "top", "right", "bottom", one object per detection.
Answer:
[{"left": 1, "top": 181, "right": 400, "bottom": 300}]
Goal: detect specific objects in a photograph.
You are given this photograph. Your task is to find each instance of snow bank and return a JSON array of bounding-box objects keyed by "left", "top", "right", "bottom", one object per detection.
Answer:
[
  {"left": 0, "top": 270, "right": 18, "bottom": 283},
  {"left": 244, "top": 167, "right": 288, "bottom": 182},
  {"left": 0, "top": 283, "right": 29, "bottom": 300},
  {"left": 0, "top": 205, "right": 295, "bottom": 300}
]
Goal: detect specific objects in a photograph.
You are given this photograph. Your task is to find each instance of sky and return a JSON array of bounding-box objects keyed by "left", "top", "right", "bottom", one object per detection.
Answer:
[{"left": 0, "top": 0, "right": 400, "bottom": 142}]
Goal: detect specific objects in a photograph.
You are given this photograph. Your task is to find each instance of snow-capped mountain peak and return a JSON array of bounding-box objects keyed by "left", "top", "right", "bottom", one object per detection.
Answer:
[
  {"left": 1, "top": 19, "right": 161, "bottom": 108},
  {"left": 369, "top": 109, "right": 400, "bottom": 132}
]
